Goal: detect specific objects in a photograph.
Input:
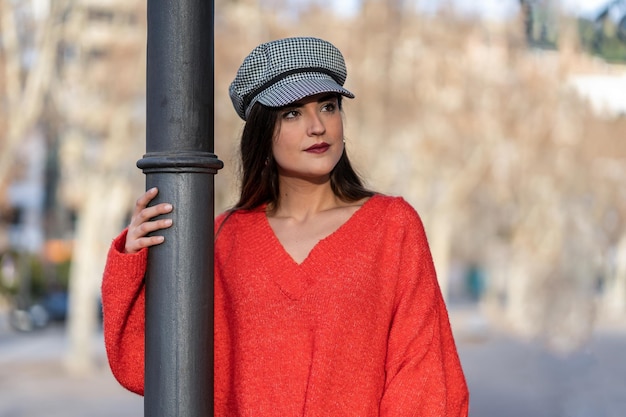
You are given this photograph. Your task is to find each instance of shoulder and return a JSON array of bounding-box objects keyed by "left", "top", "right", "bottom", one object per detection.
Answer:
[
  {"left": 364, "top": 194, "right": 428, "bottom": 246},
  {"left": 215, "top": 210, "right": 232, "bottom": 231},
  {"left": 214, "top": 206, "right": 265, "bottom": 237},
  {"left": 368, "top": 194, "right": 422, "bottom": 225}
]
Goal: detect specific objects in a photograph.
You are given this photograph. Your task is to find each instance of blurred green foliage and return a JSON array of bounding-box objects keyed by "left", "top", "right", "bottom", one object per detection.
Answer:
[
  {"left": 522, "top": 0, "right": 626, "bottom": 62},
  {"left": 578, "top": 17, "right": 626, "bottom": 63}
]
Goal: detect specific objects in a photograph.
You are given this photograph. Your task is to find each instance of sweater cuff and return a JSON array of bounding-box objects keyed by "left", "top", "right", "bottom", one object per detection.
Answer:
[{"left": 107, "top": 228, "right": 148, "bottom": 276}]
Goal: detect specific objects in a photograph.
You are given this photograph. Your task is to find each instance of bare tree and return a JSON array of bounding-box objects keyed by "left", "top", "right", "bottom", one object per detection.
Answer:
[
  {"left": 0, "top": 0, "right": 69, "bottom": 191},
  {"left": 53, "top": 0, "right": 147, "bottom": 374},
  {"left": 277, "top": 4, "right": 626, "bottom": 350}
]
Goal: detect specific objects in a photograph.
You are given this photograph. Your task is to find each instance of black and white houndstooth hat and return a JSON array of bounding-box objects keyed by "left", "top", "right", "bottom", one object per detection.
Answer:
[{"left": 229, "top": 37, "right": 355, "bottom": 120}]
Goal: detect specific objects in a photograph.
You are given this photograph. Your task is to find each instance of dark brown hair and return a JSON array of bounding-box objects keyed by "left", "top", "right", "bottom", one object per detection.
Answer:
[{"left": 233, "top": 96, "right": 374, "bottom": 211}]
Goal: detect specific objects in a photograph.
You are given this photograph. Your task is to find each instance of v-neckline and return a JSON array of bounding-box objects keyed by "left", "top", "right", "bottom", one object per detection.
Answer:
[
  {"left": 261, "top": 195, "right": 377, "bottom": 267},
  {"left": 253, "top": 195, "right": 378, "bottom": 300}
]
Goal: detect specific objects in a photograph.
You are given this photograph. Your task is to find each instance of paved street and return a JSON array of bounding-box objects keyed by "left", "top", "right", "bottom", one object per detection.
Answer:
[
  {"left": 0, "top": 321, "right": 142, "bottom": 417},
  {"left": 459, "top": 329, "right": 626, "bottom": 417},
  {"left": 1, "top": 306, "right": 625, "bottom": 417}
]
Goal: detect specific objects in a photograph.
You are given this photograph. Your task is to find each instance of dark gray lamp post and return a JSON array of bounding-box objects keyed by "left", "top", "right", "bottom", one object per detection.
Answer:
[{"left": 137, "top": 1, "right": 222, "bottom": 416}]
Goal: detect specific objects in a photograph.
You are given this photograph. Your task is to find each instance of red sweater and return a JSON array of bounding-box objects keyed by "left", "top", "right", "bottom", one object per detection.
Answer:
[{"left": 102, "top": 194, "right": 469, "bottom": 416}]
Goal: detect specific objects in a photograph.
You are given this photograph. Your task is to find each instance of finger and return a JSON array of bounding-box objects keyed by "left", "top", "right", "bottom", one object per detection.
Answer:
[
  {"left": 128, "top": 218, "right": 173, "bottom": 241},
  {"left": 134, "top": 203, "right": 173, "bottom": 225},
  {"left": 126, "top": 235, "right": 166, "bottom": 254},
  {"left": 133, "top": 187, "right": 159, "bottom": 216}
]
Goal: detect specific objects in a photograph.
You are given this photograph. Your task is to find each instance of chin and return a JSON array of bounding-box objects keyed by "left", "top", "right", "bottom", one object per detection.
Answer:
[{"left": 280, "top": 169, "right": 333, "bottom": 183}]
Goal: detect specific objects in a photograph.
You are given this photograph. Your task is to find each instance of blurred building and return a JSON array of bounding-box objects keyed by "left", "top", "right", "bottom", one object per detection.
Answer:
[
  {"left": 55, "top": 0, "right": 146, "bottom": 216},
  {"left": 2, "top": 0, "right": 144, "bottom": 239},
  {"left": 0, "top": 0, "right": 145, "bottom": 323},
  {"left": 4, "top": 130, "right": 46, "bottom": 253}
]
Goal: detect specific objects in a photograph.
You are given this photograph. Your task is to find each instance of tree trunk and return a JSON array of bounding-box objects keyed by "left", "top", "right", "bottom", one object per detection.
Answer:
[
  {"left": 0, "top": 0, "right": 62, "bottom": 188},
  {"left": 429, "top": 211, "right": 452, "bottom": 302},
  {"left": 65, "top": 176, "right": 132, "bottom": 374},
  {"left": 602, "top": 235, "right": 626, "bottom": 319}
]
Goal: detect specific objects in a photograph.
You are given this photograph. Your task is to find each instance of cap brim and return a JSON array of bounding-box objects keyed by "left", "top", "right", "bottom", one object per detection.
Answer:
[{"left": 256, "top": 77, "right": 354, "bottom": 110}]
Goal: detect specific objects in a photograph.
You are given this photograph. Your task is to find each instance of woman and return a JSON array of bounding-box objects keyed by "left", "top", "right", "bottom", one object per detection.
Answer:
[{"left": 102, "top": 37, "right": 469, "bottom": 416}]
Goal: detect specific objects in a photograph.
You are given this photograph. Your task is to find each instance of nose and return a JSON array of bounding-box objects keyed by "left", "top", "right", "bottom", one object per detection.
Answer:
[{"left": 306, "top": 111, "right": 326, "bottom": 136}]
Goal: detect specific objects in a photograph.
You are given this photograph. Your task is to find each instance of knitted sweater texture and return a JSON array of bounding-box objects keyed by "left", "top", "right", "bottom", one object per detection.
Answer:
[{"left": 101, "top": 194, "right": 469, "bottom": 416}]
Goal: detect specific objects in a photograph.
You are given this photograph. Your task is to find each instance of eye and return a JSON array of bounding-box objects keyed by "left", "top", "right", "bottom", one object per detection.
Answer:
[
  {"left": 282, "top": 109, "right": 299, "bottom": 119},
  {"left": 321, "top": 101, "right": 337, "bottom": 112}
]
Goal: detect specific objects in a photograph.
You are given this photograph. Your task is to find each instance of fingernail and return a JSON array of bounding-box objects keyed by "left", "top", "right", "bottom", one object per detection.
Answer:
[
  {"left": 164, "top": 219, "right": 172, "bottom": 226},
  {"left": 149, "top": 187, "right": 157, "bottom": 193},
  {"left": 156, "top": 236, "right": 165, "bottom": 243},
  {"left": 164, "top": 204, "right": 173, "bottom": 211}
]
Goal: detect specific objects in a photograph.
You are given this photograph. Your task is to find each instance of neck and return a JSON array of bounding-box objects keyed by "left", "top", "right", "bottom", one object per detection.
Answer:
[{"left": 271, "top": 176, "right": 340, "bottom": 220}]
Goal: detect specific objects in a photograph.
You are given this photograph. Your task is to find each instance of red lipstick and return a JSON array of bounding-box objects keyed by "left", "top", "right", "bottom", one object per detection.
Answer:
[{"left": 305, "top": 142, "right": 330, "bottom": 153}]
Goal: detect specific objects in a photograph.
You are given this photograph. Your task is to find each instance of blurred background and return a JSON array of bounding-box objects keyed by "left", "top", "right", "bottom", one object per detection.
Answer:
[{"left": 1, "top": 0, "right": 625, "bottom": 416}]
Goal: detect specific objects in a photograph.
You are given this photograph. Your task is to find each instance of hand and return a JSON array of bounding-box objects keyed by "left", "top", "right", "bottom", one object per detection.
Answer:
[{"left": 125, "top": 187, "right": 173, "bottom": 254}]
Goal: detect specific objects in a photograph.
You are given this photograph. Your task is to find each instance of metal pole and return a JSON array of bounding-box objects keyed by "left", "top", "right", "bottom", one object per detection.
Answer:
[{"left": 139, "top": 1, "right": 221, "bottom": 416}]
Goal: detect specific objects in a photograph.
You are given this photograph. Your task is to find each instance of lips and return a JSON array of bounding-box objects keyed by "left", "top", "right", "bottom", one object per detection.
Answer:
[{"left": 305, "top": 142, "right": 330, "bottom": 153}]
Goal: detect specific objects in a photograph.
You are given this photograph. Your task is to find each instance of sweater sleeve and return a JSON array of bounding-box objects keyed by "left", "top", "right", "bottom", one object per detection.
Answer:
[
  {"left": 101, "top": 228, "right": 148, "bottom": 396},
  {"left": 379, "top": 201, "right": 469, "bottom": 417}
]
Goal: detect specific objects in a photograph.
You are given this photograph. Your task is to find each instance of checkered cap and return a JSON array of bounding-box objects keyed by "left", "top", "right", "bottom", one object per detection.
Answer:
[{"left": 229, "top": 37, "right": 355, "bottom": 120}]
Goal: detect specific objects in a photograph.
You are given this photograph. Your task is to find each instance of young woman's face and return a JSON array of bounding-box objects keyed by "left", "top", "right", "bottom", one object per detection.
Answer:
[{"left": 272, "top": 93, "right": 344, "bottom": 181}]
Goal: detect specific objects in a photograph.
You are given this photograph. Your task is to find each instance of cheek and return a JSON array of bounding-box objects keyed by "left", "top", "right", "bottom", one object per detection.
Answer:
[
  {"left": 329, "top": 116, "right": 344, "bottom": 137},
  {"left": 272, "top": 124, "right": 300, "bottom": 152},
  {"left": 271, "top": 137, "right": 294, "bottom": 167}
]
